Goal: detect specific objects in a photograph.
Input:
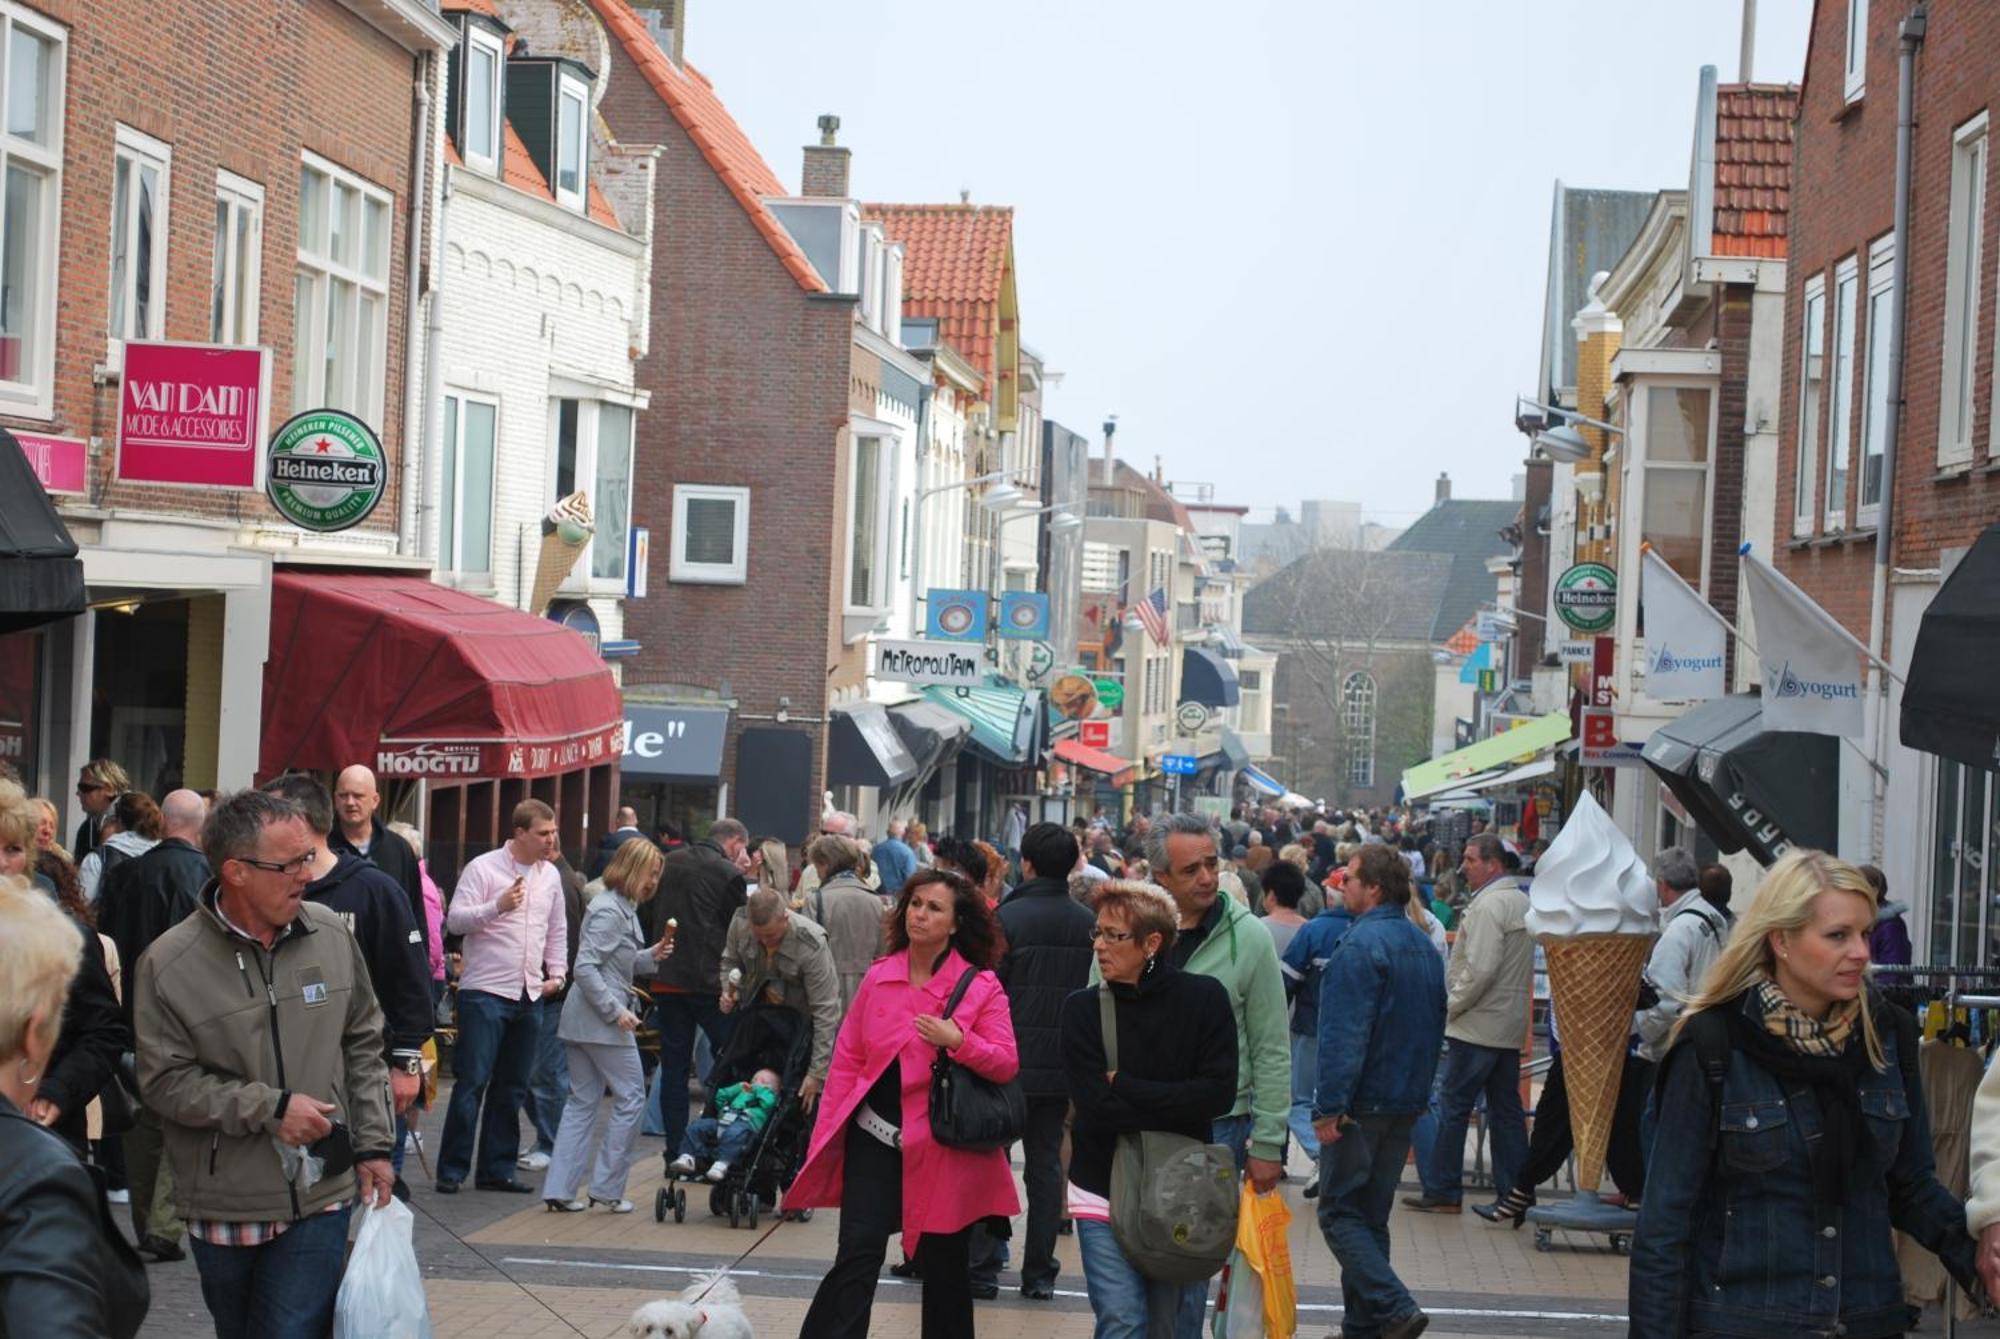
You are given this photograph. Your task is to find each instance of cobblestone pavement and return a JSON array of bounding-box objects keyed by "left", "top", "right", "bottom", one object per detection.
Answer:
[{"left": 130, "top": 1082, "right": 1994, "bottom": 1338}]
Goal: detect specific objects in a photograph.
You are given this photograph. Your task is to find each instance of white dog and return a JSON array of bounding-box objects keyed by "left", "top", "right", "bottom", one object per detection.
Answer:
[{"left": 626, "top": 1273, "right": 753, "bottom": 1339}]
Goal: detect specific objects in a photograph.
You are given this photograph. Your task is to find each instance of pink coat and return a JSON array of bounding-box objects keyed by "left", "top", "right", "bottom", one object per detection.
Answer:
[{"left": 783, "top": 947, "right": 1021, "bottom": 1250}]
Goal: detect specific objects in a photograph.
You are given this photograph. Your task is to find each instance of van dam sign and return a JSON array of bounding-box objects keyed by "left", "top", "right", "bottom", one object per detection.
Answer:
[{"left": 267, "top": 408, "right": 387, "bottom": 532}]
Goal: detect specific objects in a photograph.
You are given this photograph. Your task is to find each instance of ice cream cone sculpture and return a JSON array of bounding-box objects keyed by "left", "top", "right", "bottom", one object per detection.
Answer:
[
  {"left": 529, "top": 491, "right": 594, "bottom": 616},
  {"left": 1524, "top": 792, "right": 1658, "bottom": 1195}
]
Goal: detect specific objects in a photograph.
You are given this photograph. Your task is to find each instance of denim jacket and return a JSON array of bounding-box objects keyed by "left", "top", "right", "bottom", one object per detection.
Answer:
[
  {"left": 1628, "top": 990, "right": 1976, "bottom": 1339},
  {"left": 1311, "top": 904, "right": 1445, "bottom": 1118}
]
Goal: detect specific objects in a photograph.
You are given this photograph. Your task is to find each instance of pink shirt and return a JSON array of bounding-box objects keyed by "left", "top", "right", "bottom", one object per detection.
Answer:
[{"left": 446, "top": 846, "right": 567, "bottom": 1002}]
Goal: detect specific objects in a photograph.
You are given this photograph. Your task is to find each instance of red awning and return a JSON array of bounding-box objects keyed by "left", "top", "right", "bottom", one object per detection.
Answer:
[
  {"left": 1051, "top": 737, "right": 1136, "bottom": 782},
  {"left": 260, "top": 572, "right": 623, "bottom": 781}
]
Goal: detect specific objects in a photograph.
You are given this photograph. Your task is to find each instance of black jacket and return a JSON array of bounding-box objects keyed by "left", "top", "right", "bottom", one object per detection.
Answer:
[
  {"left": 96, "top": 837, "right": 207, "bottom": 1023},
  {"left": 550, "top": 855, "right": 587, "bottom": 1000},
  {"left": 995, "top": 876, "right": 1096, "bottom": 1098},
  {"left": 41, "top": 915, "right": 129, "bottom": 1153},
  {"left": 328, "top": 817, "right": 427, "bottom": 953},
  {"left": 589, "top": 827, "right": 646, "bottom": 879},
  {"left": 0, "top": 1096, "right": 147, "bottom": 1339},
  {"left": 1060, "top": 964, "right": 1237, "bottom": 1199},
  {"left": 70, "top": 814, "right": 104, "bottom": 862},
  {"left": 303, "top": 853, "right": 433, "bottom": 1056},
  {"left": 643, "top": 839, "right": 745, "bottom": 995}
]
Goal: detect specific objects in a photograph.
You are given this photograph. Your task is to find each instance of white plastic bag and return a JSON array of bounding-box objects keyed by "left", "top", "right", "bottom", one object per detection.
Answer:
[
  {"left": 1212, "top": 1249, "right": 1266, "bottom": 1338},
  {"left": 334, "top": 1199, "right": 434, "bottom": 1339}
]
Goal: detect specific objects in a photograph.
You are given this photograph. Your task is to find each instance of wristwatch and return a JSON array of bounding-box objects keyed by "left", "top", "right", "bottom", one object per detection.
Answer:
[{"left": 391, "top": 1054, "right": 424, "bottom": 1077}]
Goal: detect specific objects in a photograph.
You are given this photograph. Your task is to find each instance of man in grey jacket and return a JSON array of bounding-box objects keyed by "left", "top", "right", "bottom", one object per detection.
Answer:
[
  {"left": 1632, "top": 847, "right": 1724, "bottom": 1064},
  {"left": 719, "top": 888, "right": 842, "bottom": 1110}
]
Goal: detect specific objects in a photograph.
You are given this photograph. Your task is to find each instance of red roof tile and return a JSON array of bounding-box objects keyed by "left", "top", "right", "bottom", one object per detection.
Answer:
[
  {"left": 440, "top": 0, "right": 503, "bottom": 16},
  {"left": 863, "top": 204, "right": 1014, "bottom": 387},
  {"left": 1444, "top": 622, "right": 1480, "bottom": 657},
  {"left": 501, "top": 120, "right": 549, "bottom": 197},
  {"left": 586, "top": 0, "right": 825, "bottom": 293},
  {"left": 1711, "top": 83, "right": 1797, "bottom": 259}
]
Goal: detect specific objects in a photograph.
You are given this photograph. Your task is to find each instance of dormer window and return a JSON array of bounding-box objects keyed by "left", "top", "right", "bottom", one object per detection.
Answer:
[
  {"left": 463, "top": 24, "right": 503, "bottom": 175},
  {"left": 554, "top": 74, "right": 587, "bottom": 211}
]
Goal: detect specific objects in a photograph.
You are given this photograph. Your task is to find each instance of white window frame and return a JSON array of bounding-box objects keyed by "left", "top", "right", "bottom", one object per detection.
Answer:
[
  {"left": 1795, "top": 274, "right": 1826, "bottom": 537},
  {"left": 545, "top": 393, "right": 640, "bottom": 595},
  {"left": 294, "top": 152, "right": 390, "bottom": 426},
  {"left": 553, "top": 73, "right": 588, "bottom": 213},
  {"left": 211, "top": 170, "right": 263, "bottom": 346},
  {"left": 0, "top": 5, "right": 64, "bottom": 418},
  {"left": 1826, "top": 255, "right": 1859, "bottom": 530},
  {"left": 669, "top": 484, "right": 749, "bottom": 585},
  {"left": 461, "top": 24, "right": 504, "bottom": 177},
  {"left": 1845, "top": 0, "right": 1869, "bottom": 103},
  {"left": 1858, "top": 235, "right": 1895, "bottom": 527},
  {"left": 1342, "top": 670, "right": 1376, "bottom": 790},
  {"left": 108, "top": 124, "right": 170, "bottom": 356},
  {"left": 438, "top": 389, "right": 498, "bottom": 579},
  {"left": 1634, "top": 378, "right": 1721, "bottom": 592},
  {"left": 845, "top": 429, "right": 892, "bottom": 615},
  {"left": 1940, "top": 114, "right": 1987, "bottom": 469}
]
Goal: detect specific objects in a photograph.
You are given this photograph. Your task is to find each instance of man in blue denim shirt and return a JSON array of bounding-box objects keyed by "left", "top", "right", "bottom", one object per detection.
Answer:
[{"left": 1312, "top": 844, "right": 1446, "bottom": 1339}]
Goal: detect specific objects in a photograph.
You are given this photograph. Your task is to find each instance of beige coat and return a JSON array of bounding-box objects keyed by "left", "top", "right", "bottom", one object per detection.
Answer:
[
  {"left": 802, "top": 871, "right": 888, "bottom": 1013},
  {"left": 1443, "top": 878, "right": 1534, "bottom": 1050}
]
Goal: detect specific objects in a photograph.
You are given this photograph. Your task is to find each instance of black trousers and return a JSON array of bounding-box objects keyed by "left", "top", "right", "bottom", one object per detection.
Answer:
[
  {"left": 801, "top": 1121, "right": 972, "bottom": 1338},
  {"left": 1515, "top": 1051, "right": 1651, "bottom": 1198},
  {"left": 969, "top": 1095, "right": 1068, "bottom": 1289}
]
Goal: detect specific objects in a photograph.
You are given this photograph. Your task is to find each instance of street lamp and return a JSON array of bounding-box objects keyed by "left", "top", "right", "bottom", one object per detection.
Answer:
[
  {"left": 989, "top": 502, "right": 1083, "bottom": 598},
  {"left": 1515, "top": 397, "right": 1625, "bottom": 463},
  {"left": 910, "top": 467, "right": 1020, "bottom": 630}
]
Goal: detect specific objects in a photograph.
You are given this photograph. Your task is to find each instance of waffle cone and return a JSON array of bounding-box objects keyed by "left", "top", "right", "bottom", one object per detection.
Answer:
[
  {"left": 529, "top": 530, "right": 588, "bottom": 615},
  {"left": 1540, "top": 933, "right": 1654, "bottom": 1193}
]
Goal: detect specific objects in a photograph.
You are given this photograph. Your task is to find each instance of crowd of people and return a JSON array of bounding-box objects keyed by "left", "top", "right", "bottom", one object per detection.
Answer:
[{"left": 6, "top": 761, "right": 2000, "bottom": 1339}]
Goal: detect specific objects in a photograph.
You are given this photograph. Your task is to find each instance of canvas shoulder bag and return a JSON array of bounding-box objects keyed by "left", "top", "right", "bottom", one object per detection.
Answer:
[
  {"left": 928, "top": 965, "right": 1027, "bottom": 1151},
  {"left": 1101, "top": 986, "right": 1239, "bottom": 1283}
]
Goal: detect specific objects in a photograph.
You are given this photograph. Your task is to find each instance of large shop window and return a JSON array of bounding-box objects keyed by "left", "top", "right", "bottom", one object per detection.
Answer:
[
  {"left": 211, "top": 171, "right": 263, "bottom": 346},
  {"left": 0, "top": 9, "right": 59, "bottom": 416},
  {"left": 550, "top": 397, "right": 637, "bottom": 588},
  {"left": 440, "top": 392, "right": 497, "bottom": 577},
  {"left": 1928, "top": 760, "right": 1997, "bottom": 968},
  {"left": 1641, "top": 384, "right": 1714, "bottom": 586},
  {"left": 294, "top": 154, "right": 389, "bottom": 425},
  {"left": 109, "top": 125, "right": 169, "bottom": 352}
]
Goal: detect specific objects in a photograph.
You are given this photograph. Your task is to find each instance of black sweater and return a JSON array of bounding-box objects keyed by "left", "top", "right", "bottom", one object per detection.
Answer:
[
  {"left": 1059, "top": 964, "right": 1237, "bottom": 1198},
  {"left": 996, "top": 876, "right": 1096, "bottom": 1098},
  {"left": 328, "top": 817, "right": 427, "bottom": 953},
  {"left": 304, "top": 853, "right": 433, "bottom": 1056}
]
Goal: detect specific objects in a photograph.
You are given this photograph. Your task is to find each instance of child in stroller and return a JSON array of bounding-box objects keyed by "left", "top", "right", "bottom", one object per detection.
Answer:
[
  {"left": 657, "top": 1001, "right": 814, "bottom": 1228},
  {"left": 668, "top": 1067, "right": 781, "bottom": 1182}
]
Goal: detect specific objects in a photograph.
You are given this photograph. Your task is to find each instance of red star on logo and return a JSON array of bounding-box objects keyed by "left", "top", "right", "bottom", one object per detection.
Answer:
[{"left": 313, "top": 438, "right": 334, "bottom": 454}]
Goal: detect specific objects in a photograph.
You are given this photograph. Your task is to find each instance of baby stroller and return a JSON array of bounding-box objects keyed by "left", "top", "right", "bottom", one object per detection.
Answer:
[{"left": 656, "top": 1000, "right": 815, "bottom": 1230}]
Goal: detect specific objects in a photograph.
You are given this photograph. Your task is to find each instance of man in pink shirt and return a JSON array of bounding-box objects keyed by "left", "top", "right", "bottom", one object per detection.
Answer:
[{"left": 436, "top": 799, "right": 567, "bottom": 1194}]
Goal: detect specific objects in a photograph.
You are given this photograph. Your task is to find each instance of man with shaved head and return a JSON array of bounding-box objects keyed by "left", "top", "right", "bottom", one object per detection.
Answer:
[
  {"left": 98, "top": 786, "right": 212, "bottom": 1260},
  {"left": 330, "top": 763, "right": 428, "bottom": 951}
]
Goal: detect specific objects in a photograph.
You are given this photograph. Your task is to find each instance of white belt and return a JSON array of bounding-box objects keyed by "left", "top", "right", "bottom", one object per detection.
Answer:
[{"left": 855, "top": 1105, "right": 901, "bottom": 1149}]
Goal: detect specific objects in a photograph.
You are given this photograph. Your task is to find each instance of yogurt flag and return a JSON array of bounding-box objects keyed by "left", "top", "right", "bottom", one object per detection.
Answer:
[
  {"left": 1640, "top": 549, "right": 1727, "bottom": 700},
  {"left": 1742, "top": 554, "right": 1867, "bottom": 736}
]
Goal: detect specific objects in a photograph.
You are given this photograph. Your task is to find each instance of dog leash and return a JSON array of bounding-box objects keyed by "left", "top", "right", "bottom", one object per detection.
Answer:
[{"left": 685, "top": 1214, "right": 787, "bottom": 1305}]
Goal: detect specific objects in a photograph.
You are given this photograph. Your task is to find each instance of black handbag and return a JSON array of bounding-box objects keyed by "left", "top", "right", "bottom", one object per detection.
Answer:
[{"left": 926, "top": 966, "right": 1026, "bottom": 1151}]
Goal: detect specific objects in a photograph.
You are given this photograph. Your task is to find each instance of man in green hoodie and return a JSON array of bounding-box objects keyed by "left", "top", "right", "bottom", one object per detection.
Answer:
[{"left": 1102, "top": 813, "right": 1290, "bottom": 1198}]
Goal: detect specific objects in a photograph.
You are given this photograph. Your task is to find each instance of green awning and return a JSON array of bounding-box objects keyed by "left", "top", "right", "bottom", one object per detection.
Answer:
[
  {"left": 1401, "top": 712, "right": 1571, "bottom": 801},
  {"left": 923, "top": 683, "right": 1039, "bottom": 766}
]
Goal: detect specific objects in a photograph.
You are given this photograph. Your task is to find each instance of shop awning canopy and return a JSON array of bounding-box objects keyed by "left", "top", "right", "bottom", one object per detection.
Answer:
[
  {"left": 1219, "top": 728, "right": 1251, "bottom": 772},
  {"left": 1180, "top": 646, "right": 1241, "bottom": 708},
  {"left": 1051, "top": 737, "right": 1136, "bottom": 784},
  {"left": 923, "top": 683, "right": 1040, "bottom": 766},
  {"left": 1402, "top": 712, "right": 1571, "bottom": 801},
  {"left": 1902, "top": 523, "right": 2000, "bottom": 771},
  {"left": 1433, "top": 757, "right": 1557, "bottom": 800},
  {"left": 0, "top": 429, "right": 84, "bottom": 633},
  {"left": 828, "top": 702, "right": 919, "bottom": 789},
  {"left": 260, "top": 572, "right": 623, "bottom": 780},
  {"left": 1241, "top": 764, "right": 1286, "bottom": 798},
  {"left": 888, "top": 698, "right": 970, "bottom": 780},
  {"left": 1642, "top": 694, "right": 1838, "bottom": 865}
]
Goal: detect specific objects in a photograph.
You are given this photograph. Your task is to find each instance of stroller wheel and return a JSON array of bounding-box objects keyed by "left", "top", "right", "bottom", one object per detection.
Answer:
[
  {"left": 728, "top": 1190, "right": 742, "bottom": 1229},
  {"left": 654, "top": 1187, "right": 668, "bottom": 1223},
  {"left": 746, "top": 1193, "right": 759, "bottom": 1231},
  {"left": 673, "top": 1188, "right": 687, "bottom": 1223}
]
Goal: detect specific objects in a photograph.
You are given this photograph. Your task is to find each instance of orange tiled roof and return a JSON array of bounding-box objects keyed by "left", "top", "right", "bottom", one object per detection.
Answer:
[
  {"left": 863, "top": 204, "right": 1014, "bottom": 386},
  {"left": 452, "top": 118, "right": 621, "bottom": 232},
  {"left": 1711, "top": 83, "right": 1797, "bottom": 259},
  {"left": 440, "top": 0, "right": 503, "bottom": 16},
  {"left": 586, "top": 0, "right": 825, "bottom": 293},
  {"left": 1443, "top": 622, "right": 1480, "bottom": 657}
]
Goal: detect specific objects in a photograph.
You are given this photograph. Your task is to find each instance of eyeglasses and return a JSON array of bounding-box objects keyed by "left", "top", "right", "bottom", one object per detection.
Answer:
[
  {"left": 1088, "top": 927, "right": 1136, "bottom": 944},
  {"left": 236, "top": 848, "right": 317, "bottom": 876},
  {"left": 76, "top": 782, "right": 108, "bottom": 795}
]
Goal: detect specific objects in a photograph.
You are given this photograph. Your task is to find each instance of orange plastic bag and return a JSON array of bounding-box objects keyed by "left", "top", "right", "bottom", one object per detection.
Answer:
[{"left": 1213, "top": 1184, "right": 1296, "bottom": 1337}]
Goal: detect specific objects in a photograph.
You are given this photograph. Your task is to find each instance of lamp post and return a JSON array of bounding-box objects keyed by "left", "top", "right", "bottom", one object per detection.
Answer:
[
  {"left": 909, "top": 468, "right": 1019, "bottom": 632},
  {"left": 1514, "top": 396, "right": 1625, "bottom": 462}
]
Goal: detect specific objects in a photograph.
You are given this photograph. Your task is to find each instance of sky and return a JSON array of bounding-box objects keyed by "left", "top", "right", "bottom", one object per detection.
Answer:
[{"left": 683, "top": 0, "right": 1814, "bottom": 530}]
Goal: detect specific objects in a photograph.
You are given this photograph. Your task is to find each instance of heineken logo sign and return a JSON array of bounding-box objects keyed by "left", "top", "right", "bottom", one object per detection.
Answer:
[
  {"left": 267, "top": 409, "right": 387, "bottom": 533},
  {"left": 1553, "top": 562, "right": 1618, "bottom": 634}
]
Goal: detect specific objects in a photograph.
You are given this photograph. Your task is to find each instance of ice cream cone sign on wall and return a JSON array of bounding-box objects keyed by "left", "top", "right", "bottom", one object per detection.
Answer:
[
  {"left": 529, "top": 492, "right": 594, "bottom": 616},
  {"left": 1524, "top": 791, "right": 1658, "bottom": 1195}
]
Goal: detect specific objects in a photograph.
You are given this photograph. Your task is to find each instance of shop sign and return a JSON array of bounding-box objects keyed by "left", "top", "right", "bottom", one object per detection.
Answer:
[
  {"left": 1092, "top": 676, "right": 1124, "bottom": 710},
  {"left": 1175, "top": 701, "right": 1210, "bottom": 735},
  {"left": 374, "top": 743, "right": 483, "bottom": 777},
  {"left": 1579, "top": 709, "right": 1645, "bottom": 767},
  {"left": 552, "top": 602, "right": 601, "bottom": 657},
  {"left": 116, "top": 340, "right": 269, "bottom": 490},
  {"left": 1553, "top": 562, "right": 1618, "bottom": 634},
  {"left": 1557, "top": 639, "right": 1595, "bottom": 665},
  {"left": 1049, "top": 673, "right": 1100, "bottom": 721},
  {"left": 266, "top": 408, "right": 387, "bottom": 532},
  {"left": 15, "top": 431, "right": 86, "bottom": 493},
  {"left": 1161, "top": 753, "right": 1199, "bottom": 776},
  {"left": 373, "top": 721, "right": 625, "bottom": 780},
  {"left": 1591, "top": 635, "right": 1615, "bottom": 709},
  {"left": 999, "top": 591, "right": 1051, "bottom": 640},
  {"left": 1079, "top": 720, "right": 1111, "bottom": 748},
  {"left": 875, "top": 638, "right": 985, "bottom": 688},
  {"left": 924, "top": 589, "right": 989, "bottom": 642},
  {"left": 621, "top": 704, "right": 729, "bottom": 780}
]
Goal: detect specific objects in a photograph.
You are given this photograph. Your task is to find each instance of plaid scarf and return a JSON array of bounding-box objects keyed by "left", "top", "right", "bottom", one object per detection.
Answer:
[{"left": 1755, "top": 977, "right": 1861, "bottom": 1058}]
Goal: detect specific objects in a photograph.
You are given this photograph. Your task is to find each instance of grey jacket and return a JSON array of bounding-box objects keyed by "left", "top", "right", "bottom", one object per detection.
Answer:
[
  {"left": 802, "top": 870, "right": 887, "bottom": 1011},
  {"left": 558, "top": 886, "right": 659, "bottom": 1047},
  {"left": 719, "top": 909, "right": 844, "bottom": 1080},
  {"left": 1444, "top": 877, "right": 1534, "bottom": 1050},
  {"left": 1631, "top": 889, "right": 1729, "bottom": 1063}
]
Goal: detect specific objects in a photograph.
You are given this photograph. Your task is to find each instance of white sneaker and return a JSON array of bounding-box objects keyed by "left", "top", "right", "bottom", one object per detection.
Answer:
[
  {"left": 106, "top": 1188, "right": 131, "bottom": 1204},
  {"left": 669, "top": 1155, "right": 698, "bottom": 1176},
  {"left": 518, "top": 1150, "right": 551, "bottom": 1171},
  {"left": 594, "top": 1197, "right": 635, "bottom": 1214},
  {"left": 704, "top": 1161, "right": 731, "bottom": 1182}
]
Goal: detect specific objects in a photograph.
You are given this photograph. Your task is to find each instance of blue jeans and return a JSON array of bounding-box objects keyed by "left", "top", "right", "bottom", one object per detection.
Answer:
[
  {"left": 1211, "top": 1112, "right": 1253, "bottom": 1175},
  {"left": 1318, "top": 1114, "right": 1421, "bottom": 1336},
  {"left": 678, "top": 1114, "right": 761, "bottom": 1168},
  {"left": 1288, "top": 1033, "right": 1321, "bottom": 1163},
  {"left": 438, "top": 988, "right": 539, "bottom": 1185},
  {"left": 1075, "top": 1219, "right": 1207, "bottom": 1339},
  {"left": 524, "top": 996, "right": 565, "bottom": 1153},
  {"left": 1430, "top": 1039, "right": 1526, "bottom": 1205},
  {"left": 189, "top": 1204, "right": 352, "bottom": 1339},
  {"left": 1408, "top": 1061, "right": 1448, "bottom": 1196},
  {"left": 647, "top": 993, "right": 735, "bottom": 1158}
]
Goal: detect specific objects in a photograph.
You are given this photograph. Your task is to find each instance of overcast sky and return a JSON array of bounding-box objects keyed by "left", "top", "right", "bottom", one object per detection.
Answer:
[{"left": 685, "top": 1, "right": 1813, "bottom": 528}]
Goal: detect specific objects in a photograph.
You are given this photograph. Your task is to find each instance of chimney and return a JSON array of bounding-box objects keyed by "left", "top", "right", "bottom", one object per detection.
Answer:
[
  {"left": 801, "top": 114, "right": 849, "bottom": 199},
  {"left": 1434, "top": 472, "right": 1451, "bottom": 506},
  {"left": 632, "top": 0, "right": 685, "bottom": 67},
  {"left": 1101, "top": 416, "right": 1118, "bottom": 487}
]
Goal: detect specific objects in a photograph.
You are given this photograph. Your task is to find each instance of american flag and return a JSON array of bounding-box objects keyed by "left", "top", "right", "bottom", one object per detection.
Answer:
[{"left": 1136, "top": 585, "right": 1169, "bottom": 647}]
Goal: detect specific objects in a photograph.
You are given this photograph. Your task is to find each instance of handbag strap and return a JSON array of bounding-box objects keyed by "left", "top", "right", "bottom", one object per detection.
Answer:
[
  {"left": 1099, "top": 986, "right": 1118, "bottom": 1072},
  {"left": 938, "top": 962, "right": 979, "bottom": 1021}
]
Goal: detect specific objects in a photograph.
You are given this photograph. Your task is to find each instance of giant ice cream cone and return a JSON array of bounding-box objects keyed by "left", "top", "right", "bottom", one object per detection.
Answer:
[
  {"left": 528, "top": 492, "right": 593, "bottom": 616},
  {"left": 1523, "top": 792, "right": 1659, "bottom": 1199}
]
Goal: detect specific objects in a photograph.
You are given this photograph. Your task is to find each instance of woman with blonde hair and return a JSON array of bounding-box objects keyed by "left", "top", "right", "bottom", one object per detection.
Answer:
[
  {"left": 0, "top": 875, "right": 149, "bottom": 1336},
  {"left": 1629, "top": 849, "right": 1979, "bottom": 1337},
  {"left": 543, "top": 838, "right": 675, "bottom": 1213},
  {"left": 750, "top": 837, "right": 790, "bottom": 900}
]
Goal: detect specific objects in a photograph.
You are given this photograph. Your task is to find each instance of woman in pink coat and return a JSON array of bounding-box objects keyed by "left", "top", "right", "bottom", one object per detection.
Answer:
[{"left": 788, "top": 866, "right": 1021, "bottom": 1337}]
